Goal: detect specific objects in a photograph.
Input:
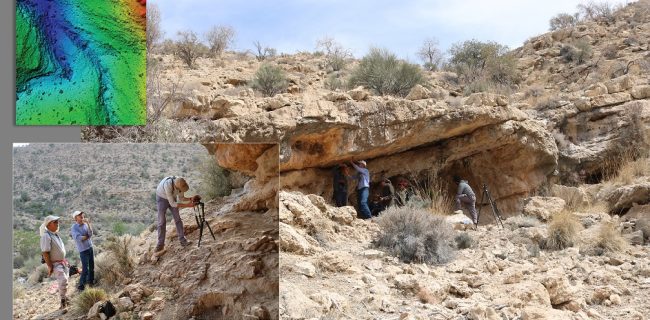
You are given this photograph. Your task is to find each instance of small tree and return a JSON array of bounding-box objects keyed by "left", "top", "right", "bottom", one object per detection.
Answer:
[
  {"left": 204, "top": 25, "right": 235, "bottom": 57},
  {"left": 253, "top": 41, "right": 277, "bottom": 61},
  {"left": 252, "top": 63, "right": 288, "bottom": 97},
  {"left": 316, "top": 37, "right": 352, "bottom": 72},
  {"left": 146, "top": 3, "right": 163, "bottom": 52},
  {"left": 447, "top": 39, "right": 520, "bottom": 93},
  {"left": 417, "top": 38, "right": 444, "bottom": 71},
  {"left": 349, "top": 47, "right": 423, "bottom": 97},
  {"left": 549, "top": 13, "right": 578, "bottom": 30},
  {"left": 175, "top": 30, "right": 204, "bottom": 68}
]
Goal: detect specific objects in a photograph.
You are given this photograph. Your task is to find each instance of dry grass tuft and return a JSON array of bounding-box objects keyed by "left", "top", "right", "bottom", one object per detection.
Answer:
[
  {"left": 595, "top": 222, "right": 628, "bottom": 253},
  {"left": 417, "top": 287, "right": 436, "bottom": 304},
  {"left": 95, "top": 236, "right": 135, "bottom": 289},
  {"left": 72, "top": 288, "right": 108, "bottom": 315},
  {"left": 544, "top": 211, "right": 582, "bottom": 250}
]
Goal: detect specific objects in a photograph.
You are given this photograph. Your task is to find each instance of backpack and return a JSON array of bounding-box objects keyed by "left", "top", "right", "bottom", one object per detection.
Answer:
[{"left": 99, "top": 300, "right": 117, "bottom": 318}]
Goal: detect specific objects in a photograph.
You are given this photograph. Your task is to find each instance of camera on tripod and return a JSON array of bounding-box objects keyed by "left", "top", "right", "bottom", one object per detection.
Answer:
[{"left": 192, "top": 195, "right": 202, "bottom": 206}]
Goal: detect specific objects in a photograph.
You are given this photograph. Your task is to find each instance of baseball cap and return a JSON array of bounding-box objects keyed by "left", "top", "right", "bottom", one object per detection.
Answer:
[{"left": 72, "top": 210, "right": 84, "bottom": 219}]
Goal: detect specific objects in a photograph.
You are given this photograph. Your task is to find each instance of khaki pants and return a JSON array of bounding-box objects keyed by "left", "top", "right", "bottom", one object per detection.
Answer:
[{"left": 53, "top": 263, "right": 68, "bottom": 299}]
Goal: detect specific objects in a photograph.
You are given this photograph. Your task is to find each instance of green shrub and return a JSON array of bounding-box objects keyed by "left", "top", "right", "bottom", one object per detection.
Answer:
[
  {"left": 252, "top": 63, "right": 288, "bottom": 97},
  {"left": 375, "top": 206, "right": 456, "bottom": 264},
  {"left": 73, "top": 288, "right": 108, "bottom": 315},
  {"left": 454, "top": 233, "right": 473, "bottom": 249},
  {"left": 447, "top": 39, "right": 520, "bottom": 93},
  {"left": 14, "top": 230, "right": 41, "bottom": 268},
  {"left": 324, "top": 72, "right": 347, "bottom": 91},
  {"left": 198, "top": 155, "right": 231, "bottom": 200},
  {"left": 349, "top": 47, "right": 423, "bottom": 97},
  {"left": 112, "top": 221, "right": 127, "bottom": 236}
]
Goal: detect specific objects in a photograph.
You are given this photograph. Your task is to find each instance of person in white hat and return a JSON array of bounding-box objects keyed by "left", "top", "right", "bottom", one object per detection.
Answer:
[
  {"left": 70, "top": 210, "right": 95, "bottom": 291},
  {"left": 40, "top": 215, "right": 69, "bottom": 310},
  {"left": 349, "top": 160, "right": 372, "bottom": 219}
]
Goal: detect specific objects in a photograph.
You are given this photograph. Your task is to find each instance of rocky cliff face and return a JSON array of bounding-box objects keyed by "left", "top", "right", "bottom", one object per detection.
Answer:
[{"left": 141, "top": 1, "right": 650, "bottom": 216}]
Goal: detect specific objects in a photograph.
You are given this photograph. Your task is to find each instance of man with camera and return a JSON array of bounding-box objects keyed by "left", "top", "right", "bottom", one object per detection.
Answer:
[
  {"left": 155, "top": 176, "right": 197, "bottom": 252},
  {"left": 40, "top": 215, "right": 69, "bottom": 311},
  {"left": 70, "top": 210, "right": 95, "bottom": 292}
]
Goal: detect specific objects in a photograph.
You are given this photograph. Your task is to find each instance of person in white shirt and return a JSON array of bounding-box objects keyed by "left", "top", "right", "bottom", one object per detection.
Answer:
[
  {"left": 40, "top": 215, "right": 69, "bottom": 310},
  {"left": 155, "top": 176, "right": 195, "bottom": 251}
]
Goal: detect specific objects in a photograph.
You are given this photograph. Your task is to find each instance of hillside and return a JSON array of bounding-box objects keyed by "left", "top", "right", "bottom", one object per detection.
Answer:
[
  {"left": 13, "top": 143, "right": 279, "bottom": 320},
  {"left": 13, "top": 143, "right": 205, "bottom": 232}
]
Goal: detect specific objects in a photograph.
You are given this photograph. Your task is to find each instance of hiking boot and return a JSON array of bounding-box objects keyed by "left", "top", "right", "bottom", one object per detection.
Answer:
[
  {"left": 60, "top": 298, "right": 68, "bottom": 310},
  {"left": 180, "top": 239, "right": 193, "bottom": 247},
  {"left": 77, "top": 286, "right": 85, "bottom": 292},
  {"left": 155, "top": 244, "right": 164, "bottom": 252}
]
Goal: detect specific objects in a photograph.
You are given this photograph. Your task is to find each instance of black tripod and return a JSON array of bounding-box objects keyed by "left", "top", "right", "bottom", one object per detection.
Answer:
[
  {"left": 477, "top": 184, "right": 504, "bottom": 228},
  {"left": 193, "top": 201, "right": 215, "bottom": 247}
]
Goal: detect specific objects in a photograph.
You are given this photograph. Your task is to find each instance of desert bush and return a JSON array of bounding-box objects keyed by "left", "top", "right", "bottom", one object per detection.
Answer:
[
  {"left": 146, "top": 3, "right": 163, "bottom": 52},
  {"left": 252, "top": 63, "right": 288, "bottom": 97},
  {"left": 544, "top": 211, "right": 582, "bottom": 250},
  {"left": 560, "top": 40, "right": 592, "bottom": 64},
  {"left": 454, "top": 233, "right": 473, "bottom": 249},
  {"left": 375, "top": 206, "right": 456, "bottom": 264},
  {"left": 506, "top": 215, "right": 541, "bottom": 229},
  {"left": 316, "top": 37, "right": 352, "bottom": 72},
  {"left": 324, "top": 72, "right": 347, "bottom": 91},
  {"left": 27, "top": 264, "right": 48, "bottom": 285},
  {"left": 602, "top": 44, "right": 618, "bottom": 60},
  {"left": 205, "top": 25, "right": 235, "bottom": 57},
  {"left": 549, "top": 13, "right": 578, "bottom": 30},
  {"left": 253, "top": 41, "right": 277, "bottom": 61},
  {"left": 175, "top": 30, "right": 205, "bottom": 68},
  {"left": 72, "top": 288, "right": 107, "bottom": 315},
  {"left": 577, "top": 1, "right": 615, "bottom": 22},
  {"left": 349, "top": 47, "right": 424, "bottom": 97},
  {"left": 407, "top": 171, "right": 453, "bottom": 215},
  {"left": 417, "top": 38, "right": 444, "bottom": 71},
  {"left": 198, "top": 155, "right": 231, "bottom": 200},
  {"left": 447, "top": 40, "right": 520, "bottom": 92}
]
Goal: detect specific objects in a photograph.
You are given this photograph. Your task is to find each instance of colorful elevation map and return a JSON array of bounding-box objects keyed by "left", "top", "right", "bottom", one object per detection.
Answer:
[{"left": 16, "top": 0, "right": 146, "bottom": 125}]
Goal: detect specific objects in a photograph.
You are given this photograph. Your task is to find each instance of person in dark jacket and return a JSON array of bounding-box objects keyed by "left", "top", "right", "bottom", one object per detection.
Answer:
[{"left": 332, "top": 164, "right": 350, "bottom": 207}]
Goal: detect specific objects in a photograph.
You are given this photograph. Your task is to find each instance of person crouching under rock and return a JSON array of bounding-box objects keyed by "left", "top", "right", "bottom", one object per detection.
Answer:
[
  {"left": 40, "top": 215, "right": 69, "bottom": 311},
  {"left": 155, "top": 176, "right": 196, "bottom": 251},
  {"left": 453, "top": 175, "right": 478, "bottom": 224}
]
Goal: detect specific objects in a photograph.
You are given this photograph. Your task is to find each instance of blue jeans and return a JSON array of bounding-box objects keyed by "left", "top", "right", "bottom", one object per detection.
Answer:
[
  {"left": 78, "top": 247, "right": 94, "bottom": 290},
  {"left": 357, "top": 187, "right": 372, "bottom": 219}
]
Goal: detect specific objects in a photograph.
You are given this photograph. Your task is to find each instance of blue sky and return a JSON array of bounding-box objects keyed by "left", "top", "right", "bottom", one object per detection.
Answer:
[{"left": 153, "top": 0, "right": 629, "bottom": 61}]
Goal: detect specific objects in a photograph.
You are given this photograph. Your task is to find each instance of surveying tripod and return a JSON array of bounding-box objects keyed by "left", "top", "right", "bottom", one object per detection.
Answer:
[
  {"left": 193, "top": 201, "right": 216, "bottom": 247},
  {"left": 477, "top": 184, "right": 505, "bottom": 229}
]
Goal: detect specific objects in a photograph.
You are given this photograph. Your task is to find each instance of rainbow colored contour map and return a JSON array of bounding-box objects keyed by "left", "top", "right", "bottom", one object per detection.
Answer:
[{"left": 16, "top": 0, "right": 146, "bottom": 125}]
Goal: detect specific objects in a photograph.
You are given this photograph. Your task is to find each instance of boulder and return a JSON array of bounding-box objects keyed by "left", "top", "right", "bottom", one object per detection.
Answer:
[
  {"left": 631, "top": 85, "right": 650, "bottom": 99},
  {"left": 600, "top": 183, "right": 650, "bottom": 214},
  {"left": 279, "top": 222, "right": 314, "bottom": 255},
  {"left": 347, "top": 86, "right": 369, "bottom": 101},
  {"left": 604, "top": 75, "right": 635, "bottom": 94},
  {"left": 405, "top": 84, "right": 431, "bottom": 100},
  {"left": 523, "top": 197, "right": 566, "bottom": 221}
]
